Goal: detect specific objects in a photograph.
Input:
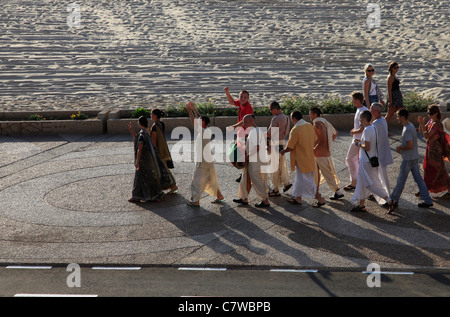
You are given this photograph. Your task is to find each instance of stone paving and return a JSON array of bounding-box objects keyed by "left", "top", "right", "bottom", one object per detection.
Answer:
[{"left": 0, "top": 130, "right": 448, "bottom": 270}]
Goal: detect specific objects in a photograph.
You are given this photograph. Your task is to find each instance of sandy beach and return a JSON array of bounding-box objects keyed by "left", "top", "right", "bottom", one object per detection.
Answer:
[{"left": 0, "top": 0, "right": 448, "bottom": 111}]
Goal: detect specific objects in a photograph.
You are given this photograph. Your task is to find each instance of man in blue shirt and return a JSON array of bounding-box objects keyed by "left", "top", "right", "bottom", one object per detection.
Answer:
[{"left": 388, "top": 109, "right": 433, "bottom": 213}]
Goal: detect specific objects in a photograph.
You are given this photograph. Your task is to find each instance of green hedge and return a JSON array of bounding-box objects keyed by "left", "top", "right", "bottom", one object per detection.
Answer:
[{"left": 132, "top": 91, "right": 436, "bottom": 118}]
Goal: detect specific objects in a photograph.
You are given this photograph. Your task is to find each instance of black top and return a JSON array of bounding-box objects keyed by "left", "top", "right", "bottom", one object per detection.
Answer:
[{"left": 392, "top": 77, "right": 400, "bottom": 91}]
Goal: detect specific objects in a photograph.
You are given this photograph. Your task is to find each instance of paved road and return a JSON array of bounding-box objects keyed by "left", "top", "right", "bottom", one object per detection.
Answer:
[{"left": 1, "top": 266, "right": 449, "bottom": 297}]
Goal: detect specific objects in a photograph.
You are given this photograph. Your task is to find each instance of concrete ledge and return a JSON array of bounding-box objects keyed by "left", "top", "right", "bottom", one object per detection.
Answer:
[
  {"left": 107, "top": 109, "right": 193, "bottom": 135},
  {"left": 0, "top": 109, "right": 110, "bottom": 136},
  {"left": 2, "top": 108, "right": 448, "bottom": 136},
  {"left": 107, "top": 109, "right": 272, "bottom": 135},
  {"left": 108, "top": 108, "right": 449, "bottom": 135}
]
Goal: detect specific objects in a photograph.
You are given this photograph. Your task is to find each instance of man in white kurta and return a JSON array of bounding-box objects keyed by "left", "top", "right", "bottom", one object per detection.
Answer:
[
  {"left": 350, "top": 110, "right": 391, "bottom": 212},
  {"left": 235, "top": 114, "right": 270, "bottom": 208},
  {"left": 370, "top": 102, "right": 393, "bottom": 195},
  {"left": 344, "top": 91, "right": 368, "bottom": 191},
  {"left": 186, "top": 102, "right": 224, "bottom": 207}
]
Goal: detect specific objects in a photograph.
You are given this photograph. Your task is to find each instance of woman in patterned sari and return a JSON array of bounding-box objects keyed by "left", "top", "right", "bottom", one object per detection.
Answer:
[
  {"left": 128, "top": 116, "right": 173, "bottom": 203},
  {"left": 150, "top": 108, "right": 178, "bottom": 194},
  {"left": 417, "top": 105, "right": 450, "bottom": 195}
]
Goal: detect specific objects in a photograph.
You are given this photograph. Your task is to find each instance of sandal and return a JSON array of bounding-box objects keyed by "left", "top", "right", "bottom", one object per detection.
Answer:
[
  {"left": 268, "top": 190, "right": 281, "bottom": 197},
  {"left": 287, "top": 198, "right": 302, "bottom": 205},
  {"left": 186, "top": 201, "right": 200, "bottom": 207},
  {"left": 233, "top": 198, "right": 248, "bottom": 205},
  {"left": 283, "top": 184, "right": 292, "bottom": 192},
  {"left": 211, "top": 198, "right": 225, "bottom": 204},
  {"left": 312, "top": 201, "right": 326, "bottom": 208},
  {"left": 387, "top": 200, "right": 398, "bottom": 214},
  {"left": 343, "top": 184, "right": 356, "bottom": 191},
  {"left": 255, "top": 201, "right": 270, "bottom": 208},
  {"left": 350, "top": 205, "right": 366, "bottom": 212}
]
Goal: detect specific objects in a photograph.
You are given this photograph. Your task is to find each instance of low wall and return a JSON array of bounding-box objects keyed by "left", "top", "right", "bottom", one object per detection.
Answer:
[
  {"left": 1, "top": 108, "right": 448, "bottom": 136},
  {"left": 0, "top": 109, "right": 110, "bottom": 136},
  {"left": 108, "top": 109, "right": 447, "bottom": 135}
]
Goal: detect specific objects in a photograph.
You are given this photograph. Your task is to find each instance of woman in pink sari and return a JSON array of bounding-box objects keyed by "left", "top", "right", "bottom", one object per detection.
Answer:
[{"left": 417, "top": 105, "right": 450, "bottom": 195}]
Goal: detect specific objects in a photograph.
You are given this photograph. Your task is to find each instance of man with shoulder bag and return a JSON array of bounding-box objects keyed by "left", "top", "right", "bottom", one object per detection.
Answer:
[{"left": 350, "top": 110, "right": 391, "bottom": 212}]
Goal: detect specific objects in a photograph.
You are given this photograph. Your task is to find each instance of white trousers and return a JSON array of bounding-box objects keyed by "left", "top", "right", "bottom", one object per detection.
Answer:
[
  {"left": 345, "top": 142, "right": 359, "bottom": 184},
  {"left": 378, "top": 164, "right": 391, "bottom": 196},
  {"left": 270, "top": 152, "right": 290, "bottom": 190},
  {"left": 191, "top": 166, "right": 220, "bottom": 202},
  {"left": 292, "top": 167, "right": 316, "bottom": 199},
  {"left": 239, "top": 162, "right": 268, "bottom": 201},
  {"left": 315, "top": 156, "right": 340, "bottom": 192},
  {"left": 351, "top": 161, "right": 389, "bottom": 205}
]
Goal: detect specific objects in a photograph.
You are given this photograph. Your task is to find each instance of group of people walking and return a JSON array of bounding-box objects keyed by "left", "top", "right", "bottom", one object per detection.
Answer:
[
  {"left": 344, "top": 62, "right": 450, "bottom": 213},
  {"left": 129, "top": 63, "right": 449, "bottom": 215},
  {"left": 347, "top": 96, "right": 449, "bottom": 213}
]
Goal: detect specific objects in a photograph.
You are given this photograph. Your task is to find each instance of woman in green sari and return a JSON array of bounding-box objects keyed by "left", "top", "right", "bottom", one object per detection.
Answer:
[
  {"left": 150, "top": 109, "right": 178, "bottom": 194},
  {"left": 128, "top": 116, "right": 173, "bottom": 203}
]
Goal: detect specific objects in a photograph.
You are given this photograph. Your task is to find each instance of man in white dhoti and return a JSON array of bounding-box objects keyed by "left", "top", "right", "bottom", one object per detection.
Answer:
[
  {"left": 350, "top": 110, "right": 391, "bottom": 212},
  {"left": 267, "top": 101, "right": 292, "bottom": 196},
  {"left": 233, "top": 114, "right": 270, "bottom": 208},
  {"left": 309, "top": 107, "right": 344, "bottom": 201},
  {"left": 186, "top": 102, "right": 224, "bottom": 207},
  {"left": 281, "top": 111, "right": 321, "bottom": 206},
  {"left": 370, "top": 102, "right": 393, "bottom": 196}
]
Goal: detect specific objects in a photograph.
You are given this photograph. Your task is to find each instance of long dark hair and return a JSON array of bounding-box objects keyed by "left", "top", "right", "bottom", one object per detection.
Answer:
[
  {"left": 138, "top": 116, "right": 148, "bottom": 128},
  {"left": 388, "top": 61, "right": 399, "bottom": 74},
  {"left": 151, "top": 108, "right": 165, "bottom": 119},
  {"left": 428, "top": 104, "right": 442, "bottom": 120}
]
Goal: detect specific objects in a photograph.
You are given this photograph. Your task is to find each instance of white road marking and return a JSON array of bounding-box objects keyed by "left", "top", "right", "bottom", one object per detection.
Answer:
[
  {"left": 178, "top": 267, "right": 227, "bottom": 271},
  {"left": 6, "top": 266, "right": 52, "bottom": 269},
  {"left": 91, "top": 267, "right": 141, "bottom": 270},
  {"left": 270, "top": 269, "right": 319, "bottom": 273},
  {"left": 362, "top": 271, "right": 414, "bottom": 275},
  {"left": 14, "top": 294, "right": 98, "bottom": 297}
]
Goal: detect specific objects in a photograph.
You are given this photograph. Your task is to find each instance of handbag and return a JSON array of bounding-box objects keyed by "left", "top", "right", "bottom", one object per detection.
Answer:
[
  {"left": 364, "top": 126, "right": 379, "bottom": 167},
  {"left": 227, "top": 142, "right": 247, "bottom": 169},
  {"left": 366, "top": 154, "right": 379, "bottom": 167}
]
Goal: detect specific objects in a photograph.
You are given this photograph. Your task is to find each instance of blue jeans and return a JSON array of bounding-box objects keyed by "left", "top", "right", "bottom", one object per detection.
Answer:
[
  {"left": 390, "top": 159, "right": 432, "bottom": 204},
  {"left": 364, "top": 95, "right": 378, "bottom": 107}
]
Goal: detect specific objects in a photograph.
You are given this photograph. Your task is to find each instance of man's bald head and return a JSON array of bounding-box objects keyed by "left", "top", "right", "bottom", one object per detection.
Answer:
[{"left": 243, "top": 114, "right": 256, "bottom": 127}]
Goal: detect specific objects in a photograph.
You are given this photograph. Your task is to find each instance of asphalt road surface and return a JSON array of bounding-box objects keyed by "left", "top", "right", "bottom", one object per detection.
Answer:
[{"left": 1, "top": 266, "right": 449, "bottom": 298}]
